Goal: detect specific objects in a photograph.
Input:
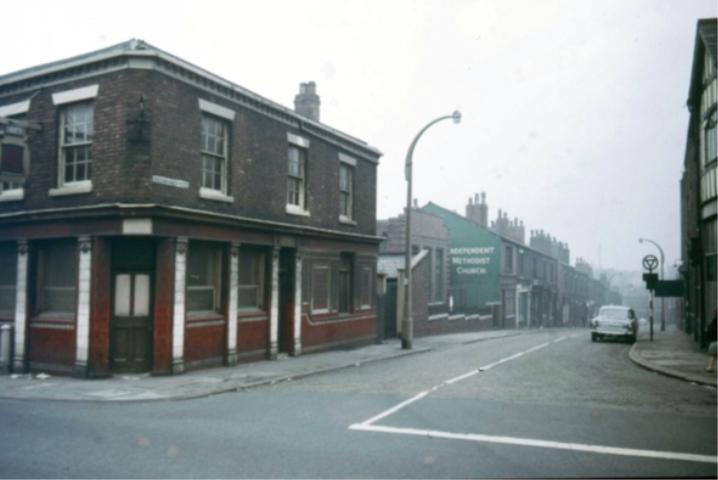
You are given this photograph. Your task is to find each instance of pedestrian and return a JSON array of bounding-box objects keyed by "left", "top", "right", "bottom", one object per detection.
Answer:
[{"left": 706, "top": 309, "right": 717, "bottom": 373}]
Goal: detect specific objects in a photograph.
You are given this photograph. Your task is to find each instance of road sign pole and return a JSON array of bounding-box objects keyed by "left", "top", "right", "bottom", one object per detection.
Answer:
[{"left": 649, "top": 293, "right": 654, "bottom": 342}]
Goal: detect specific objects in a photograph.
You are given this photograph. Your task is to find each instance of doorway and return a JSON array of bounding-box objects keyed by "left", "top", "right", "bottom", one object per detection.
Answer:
[
  {"left": 110, "top": 238, "right": 155, "bottom": 373},
  {"left": 111, "top": 271, "right": 153, "bottom": 372},
  {"left": 277, "top": 249, "right": 295, "bottom": 354}
]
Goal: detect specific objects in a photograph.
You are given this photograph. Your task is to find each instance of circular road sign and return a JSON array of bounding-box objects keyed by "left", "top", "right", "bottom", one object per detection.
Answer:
[{"left": 642, "top": 254, "right": 659, "bottom": 272}]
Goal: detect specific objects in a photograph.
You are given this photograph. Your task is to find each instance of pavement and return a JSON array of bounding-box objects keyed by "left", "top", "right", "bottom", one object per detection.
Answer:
[
  {"left": 629, "top": 325, "right": 717, "bottom": 388},
  {"left": 0, "top": 325, "right": 713, "bottom": 402}
]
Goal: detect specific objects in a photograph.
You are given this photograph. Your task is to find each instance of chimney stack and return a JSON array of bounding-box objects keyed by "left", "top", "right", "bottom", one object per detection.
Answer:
[{"left": 294, "top": 81, "right": 320, "bottom": 122}]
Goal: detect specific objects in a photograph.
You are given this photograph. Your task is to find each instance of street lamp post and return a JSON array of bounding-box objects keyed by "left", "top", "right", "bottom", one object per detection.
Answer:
[
  {"left": 639, "top": 238, "right": 665, "bottom": 332},
  {"left": 402, "top": 111, "right": 461, "bottom": 350}
]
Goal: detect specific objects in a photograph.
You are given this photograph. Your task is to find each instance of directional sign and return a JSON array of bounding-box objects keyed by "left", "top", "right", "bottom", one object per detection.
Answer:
[{"left": 642, "top": 254, "right": 659, "bottom": 272}]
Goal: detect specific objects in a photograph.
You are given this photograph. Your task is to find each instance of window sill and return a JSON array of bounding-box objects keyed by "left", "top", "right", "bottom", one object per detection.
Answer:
[
  {"left": 0, "top": 189, "right": 24, "bottom": 202},
  {"left": 198, "top": 187, "right": 234, "bottom": 204},
  {"left": 339, "top": 215, "right": 357, "bottom": 226},
  {"left": 286, "top": 204, "right": 311, "bottom": 217},
  {"left": 49, "top": 181, "right": 93, "bottom": 197}
]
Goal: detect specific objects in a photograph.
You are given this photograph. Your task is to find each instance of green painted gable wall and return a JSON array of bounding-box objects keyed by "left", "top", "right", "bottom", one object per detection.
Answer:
[{"left": 422, "top": 203, "right": 501, "bottom": 311}]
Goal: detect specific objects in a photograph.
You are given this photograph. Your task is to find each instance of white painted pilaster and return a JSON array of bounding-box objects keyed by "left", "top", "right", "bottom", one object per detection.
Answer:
[
  {"left": 12, "top": 241, "right": 28, "bottom": 372},
  {"left": 292, "top": 253, "right": 302, "bottom": 356},
  {"left": 74, "top": 237, "right": 92, "bottom": 375},
  {"left": 269, "top": 247, "right": 279, "bottom": 359},
  {"left": 172, "top": 237, "right": 188, "bottom": 373},
  {"left": 227, "top": 242, "right": 239, "bottom": 366}
]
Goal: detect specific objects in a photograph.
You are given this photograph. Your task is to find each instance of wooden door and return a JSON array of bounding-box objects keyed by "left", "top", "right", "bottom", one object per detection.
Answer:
[{"left": 111, "top": 272, "right": 152, "bottom": 372}]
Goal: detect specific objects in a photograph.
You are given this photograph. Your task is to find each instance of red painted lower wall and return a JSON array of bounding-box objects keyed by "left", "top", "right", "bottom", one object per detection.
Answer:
[
  {"left": 237, "top": 316, "right": 268, "bottom": 360},
  {"left": 28, "top": 326, "right": 75, "bottom": 373},
  {"left": 301, "top": 311, "right": 376, "bottom": 351},
  {"left": 185, "top": 322, "right": 225, "bottom": 367}
]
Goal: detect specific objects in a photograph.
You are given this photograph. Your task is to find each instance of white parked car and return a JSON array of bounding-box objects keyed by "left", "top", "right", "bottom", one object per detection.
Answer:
[{"left": 590, "top": 305, "right": 638, "bottom": 343}]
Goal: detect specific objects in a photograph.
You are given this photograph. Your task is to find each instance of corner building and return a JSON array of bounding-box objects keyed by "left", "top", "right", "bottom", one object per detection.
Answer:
[{"left": 0, "top": 40, "right": 382, "bottom": 376}]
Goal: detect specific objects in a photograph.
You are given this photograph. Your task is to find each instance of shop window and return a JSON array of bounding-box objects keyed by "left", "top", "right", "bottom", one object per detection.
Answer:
[
  {"left": 36, "top": 241, "right": 77, "bottom": 315},
  {"left": 311, "top": 265, "right": 330, "bottom": 313},
  {"left": 359, "top": 266, "right": 373, "bottom": 309},
  {"left": 0, "top": 244, "right": 16, "bottom": 317},
  {"left": 704, "top": 218, "right": 717, "bottom": 282},
  {"left": 339, "top": 254, "right": 353, "bottom": 313},
  {"left": 238, "top": 248, "right": 265, "bottom": 310},
  {"left": 186, "top": 242, "right": 223, "bottom": 315}
]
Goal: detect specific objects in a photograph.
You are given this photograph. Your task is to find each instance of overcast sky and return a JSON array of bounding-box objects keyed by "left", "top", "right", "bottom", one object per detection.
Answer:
[{"left": 3, "top": 0, "right": 716, "bottom": 272}]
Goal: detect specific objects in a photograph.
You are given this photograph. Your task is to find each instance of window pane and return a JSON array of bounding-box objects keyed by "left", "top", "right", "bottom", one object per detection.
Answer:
[
  {"left": 312, "top": 266, "right": 330, "bottom": 311},
  {"left": 187, "top": 286, "right": 216, "bottom": 312},
  {"left": 238, "top": 249, "right": 265, "bottom": 309},
  {"left": 133, "top": 274, "right": 150, "bottom": 316},
  {"left": 0, "top": 244, "right": 16, "bottom": 315},
  {"left": 200, "top": 116, "right": 228, "bottom": 192},
  {"left": 38, "top": 241, "right": 78, "bottom": 314},
  {"left": 186, "top": 242, "right": 221, "bottom": 313},
  {"left": 114, "top": 274, "right": 131, "bottom": 316}
]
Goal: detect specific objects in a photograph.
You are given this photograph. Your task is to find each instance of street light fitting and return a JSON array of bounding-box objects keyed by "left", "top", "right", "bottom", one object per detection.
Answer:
[
  {"left": 451, "top": 110, "right": 462, "bottom": 124},
  {"left": 402, "top": 111, "right": 462, "bottom": 350}
]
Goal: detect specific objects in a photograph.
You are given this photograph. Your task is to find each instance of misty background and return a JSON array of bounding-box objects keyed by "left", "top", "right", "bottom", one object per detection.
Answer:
[{"left": 2, "top": 0, "right": 716, "bottom": 272}]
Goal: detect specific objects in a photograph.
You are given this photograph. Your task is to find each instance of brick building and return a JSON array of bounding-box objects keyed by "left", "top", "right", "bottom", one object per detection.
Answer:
[
  {"left": 0, "top": 40, "right": 382, "bottom": 376},
  {"left": 377, "top": 208, "right": 451, "bottom": 337},
  {"left": 681, "top": 18, "right": 717, "bottom": 345}
]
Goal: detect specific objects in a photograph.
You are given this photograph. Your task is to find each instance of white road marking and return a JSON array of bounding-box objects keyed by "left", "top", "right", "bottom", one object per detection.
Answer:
[
  {"left": 349, "top": 333, "right": 717, "bottom": 464},
  {"left": 445, "top": 369, "right": 479, "bottom": 385},
  {"left": 349, "top": 424, "right": 717, "bottom": 465},
  {"left": 356, "top": 390, "right": 430, "bottom": 427}
]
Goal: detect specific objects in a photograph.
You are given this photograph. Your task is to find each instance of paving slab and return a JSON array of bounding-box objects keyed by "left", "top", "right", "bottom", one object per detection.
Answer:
[
  {"left": 629, "top": 326, "right": 717, "bottom": 388},
  {"left": 0, "top": 328, "right": 548, "bottom": 402}
]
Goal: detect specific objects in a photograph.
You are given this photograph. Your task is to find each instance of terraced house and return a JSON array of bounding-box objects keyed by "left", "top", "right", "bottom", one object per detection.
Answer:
[{"left": 0, "top": 40, "right": 382, "bottom": 377}]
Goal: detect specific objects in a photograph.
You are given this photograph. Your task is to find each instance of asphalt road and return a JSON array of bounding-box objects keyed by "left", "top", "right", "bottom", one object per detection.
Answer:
[{"left": 1, "top": 329, "right": 716, "bottom": 478}]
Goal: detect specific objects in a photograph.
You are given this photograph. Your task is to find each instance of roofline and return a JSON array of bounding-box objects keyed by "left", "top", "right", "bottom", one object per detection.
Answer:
[
  {"left": 687, "top": 18, "right": 717, "bottom": 108},
  {"left": 422, "top": 201, "right": 560, "bottom": 260},
  {"left": 0, "top": 39, "right": 382, "bottom": 160}
]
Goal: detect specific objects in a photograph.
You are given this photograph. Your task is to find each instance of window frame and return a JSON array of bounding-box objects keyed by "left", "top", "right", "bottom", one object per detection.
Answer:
[
  {"left": 287, "top": 144, "right": 308, "bottom": 211},
  {"left": 704, "top": 108, "right": 717, "bottom": 167},
  {"left": 504, "top": 245, "right": 514, "bottom": 274},
  {"left": 338, "top": 155, "right": 356, "bottom": 223},
  {"left": 0, "top": 243, "right": 17, "bottom": 318},
  {"left": 186, "top": 241, "right": 224, "bottom": 317},
  {"left": 310, "top": 264, "right": 331, "bottom": 314},
  {"left": 237, "top": 248, "right": 266, "bottom": 312},
  {"left": 57, "top": 101, "right": 94, "bottom": 189},
  {"left": 359, "top": 265, "right": 373, "bottom": 310},
  {"left": 35, "top": 241, "right": 78, "bottom": 318},
  {"left": 200, "top": 114, "right": 229, "bottom": 195}
]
